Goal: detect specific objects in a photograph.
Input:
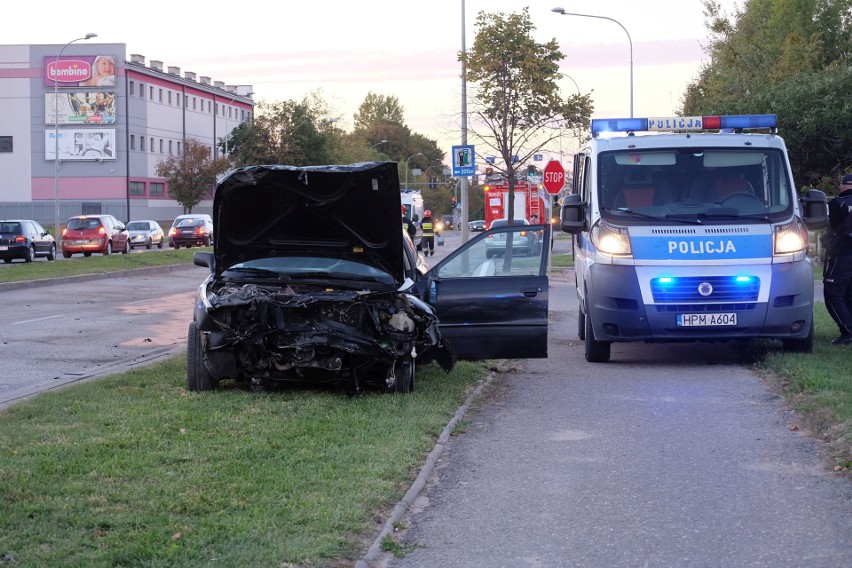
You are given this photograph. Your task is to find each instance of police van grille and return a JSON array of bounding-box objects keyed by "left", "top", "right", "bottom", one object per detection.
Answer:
[
  {"left": 655, "top": 303, "right": 757, "bottom": 313},
  {"left": 651, "top": 276, "right": 760, "bottom": 303},
  {"left": 650, "top": 228, "right": 696, "bottom": 235},
  {"left": 703, "top": 227, "right": 750, "bottom": 234}
]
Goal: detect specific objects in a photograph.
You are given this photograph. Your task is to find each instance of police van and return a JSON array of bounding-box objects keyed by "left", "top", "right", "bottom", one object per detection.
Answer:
[{"left": 560, "top": 114, "right": 829, "bottom": 362}]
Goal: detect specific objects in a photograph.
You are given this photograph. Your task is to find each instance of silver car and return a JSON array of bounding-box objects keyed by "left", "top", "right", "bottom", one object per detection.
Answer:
[{"left": 126, "top": 220, "right": 165, "bottom": 249}]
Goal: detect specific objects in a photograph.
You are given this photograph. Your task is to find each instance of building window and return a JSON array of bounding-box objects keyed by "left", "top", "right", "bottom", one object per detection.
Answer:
[
  {"left": 140, "top": 136, "right": 146, "bottom": 151},
  {"left": 168, "top": 91, "right": 172, "bottom": 105},
  {"left": 0, "top": 136, "right": 12, "bottom": 153},
  {"left": 138, "top": 83, "right": 144, "bottom": 97},
  {"left": 129, "top": 181, "right": 145, "bottom": 196},
  {"left": 177, "top": 141, "right": 181, "bottom": 155},
  {"left": 129, "top": 81, "right": 135, "bottom": 96},
  {"left": 150, "top": 182, "right": 164, "bottom": 197},
  {"left": 130, "top": 134, "right": 135, "bottom": 150},
  {"left": 159, "top": 88, "right": 163, "bottom": 103},
  {"left": 159, "top": 139, "right": 163, "bottom": 153},
  {"left": 149, "top": 86, "right": 154, "bottom": 100},
  {"left": 192, "top": 97, "right": 196, "bottom": 111},
  {"left": 168, "top": 140, "right": 173, "bottom": 155},
  {"left": 151, "top": 138, "right": 156, "bottom": 153}
]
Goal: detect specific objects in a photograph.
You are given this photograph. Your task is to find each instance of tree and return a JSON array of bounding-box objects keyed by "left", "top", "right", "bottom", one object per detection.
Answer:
[
  {"left": 156, "top": 138, "right": 230, "bottom": 213},
  {"left": 353, "top": 92, "right": 406, "bottom": 131},
  {"left": 461, "top": 7, "right": 593, "bottom": 226},
  {"left": 681, "top": 0, "right": 852, "bottom": 188}
]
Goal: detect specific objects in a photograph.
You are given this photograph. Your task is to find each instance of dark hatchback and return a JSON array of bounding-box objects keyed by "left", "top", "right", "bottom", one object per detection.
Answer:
[
  {"left": 189, "top": 162, "right": 549, "bottom": 394},
  {"left": 0, "top": 219, "right": 56, "bottom": 263},
  {"left": 171, "top": 217, "right": 213, "bottom": 249}
]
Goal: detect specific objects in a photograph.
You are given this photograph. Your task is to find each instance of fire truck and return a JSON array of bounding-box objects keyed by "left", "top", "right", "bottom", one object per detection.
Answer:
[{"left": 483, "top": 178, "right": 547, "bottom": 229}]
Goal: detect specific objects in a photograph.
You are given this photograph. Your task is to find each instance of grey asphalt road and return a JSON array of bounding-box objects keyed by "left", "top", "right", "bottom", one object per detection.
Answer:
[{"left": 377, "top": 238, "right": 851, "bottom": 567}]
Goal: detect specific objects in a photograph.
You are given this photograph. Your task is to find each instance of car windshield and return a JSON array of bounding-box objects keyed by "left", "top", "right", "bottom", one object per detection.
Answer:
[
  {"left": 126, "top": 222, "right": 150, "bottom": 231},
  {"left": 597, "top": 147, "right": 794, "bottom": 223},
  {"left": 67, "top": 218, "right": 101, "bottom": 230},
  {"left": 490, "top": 219, "right": 529, "bottom": 229},
  {"left": 221, "top": 256, "right": 395, "bottom": 285}
]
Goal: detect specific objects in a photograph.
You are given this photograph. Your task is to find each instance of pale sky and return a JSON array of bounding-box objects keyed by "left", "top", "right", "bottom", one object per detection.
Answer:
[{"left": 7, "top": 0, "right": 742, "bottom": 163}]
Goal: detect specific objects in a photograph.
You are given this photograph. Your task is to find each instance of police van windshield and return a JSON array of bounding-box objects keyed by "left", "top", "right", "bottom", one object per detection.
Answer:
[{"left": 597, "top": 148, "right": 793, "bottom": 223}]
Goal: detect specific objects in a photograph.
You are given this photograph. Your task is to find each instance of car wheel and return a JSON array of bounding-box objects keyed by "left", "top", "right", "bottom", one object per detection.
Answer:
[
  {"left": 390, "top": 356, "right": 415, "bottom": 394},
  {"left": 173, "top": 243, "right": 180, "bottom": 250},
  {"left": 103, "top": 241, "right": 112, "bottom": 256},
  {"left": 157, "top": 239, "right": 164, "bottom": 249},
  {"left": 203, "top": 237, "right": 210, "bottom": 247},
  {"left": 122, "top": 240, "right": 130, "bottom": 254},
  {"left": 24, "top": 245, "right": 35, "bottom": 263},
  {"left": 63, "top": 251, "right": 72, "bottom": 259},
  {"left": 782, "top": 319, "right": 814, "bottom": 353},
  {"left": 584, "top": 302, "right": 611, "bottom": 363},
  {"left": 2, "top": 258, "right": 11, "bottom": 263},
  {"left": 46, "top": 243, "right": 56, "bottom": 261},
  {"left": 187, "top": 322, "right": 217, "bottom": 391},
  {"left": 577, "top": 303, "right": 586, "bottom": 341},
  {"left": 83, "top": 252, "right": 92, "bottom": 257},
  {"left": 145, "top": 238, "right": 152, "bottom": 249}
]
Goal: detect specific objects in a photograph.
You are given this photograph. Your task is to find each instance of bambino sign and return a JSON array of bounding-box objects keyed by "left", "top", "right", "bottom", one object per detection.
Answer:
[{"left": 44, "top": 55, "right": 116, "bottom": 88}]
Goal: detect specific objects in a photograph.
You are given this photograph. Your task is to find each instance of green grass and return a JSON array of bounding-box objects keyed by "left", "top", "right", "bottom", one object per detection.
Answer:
[
  {"left": 0, "top": 248, "right": 202, "bottom": 284},
  {"left": 0, "top": 358, "right": 490, "bottom": 567}
]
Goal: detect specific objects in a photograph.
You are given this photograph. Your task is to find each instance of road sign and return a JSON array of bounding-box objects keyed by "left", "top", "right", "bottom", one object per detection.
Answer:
[
  {"left": 542, "top": 160, "right": 565, "bottom": 195},
  {"left": 452, "top": 145, "right": 476, "bottom": 177}
]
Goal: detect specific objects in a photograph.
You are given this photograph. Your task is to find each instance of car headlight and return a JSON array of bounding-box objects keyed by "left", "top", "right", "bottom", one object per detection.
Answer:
[
  {"left": 774, "top": 217, "right": 807, "bottom": 255},
  {"left": 590, "top": 219, "right": 632, "bottom": 256}
]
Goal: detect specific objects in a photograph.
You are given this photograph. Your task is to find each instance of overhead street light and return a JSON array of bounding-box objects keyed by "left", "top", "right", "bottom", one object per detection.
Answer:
[
  {"left": 54, "top": 33, "right": 97, "bottom": 242},
  {"left": 370, "top": 139, "right": 388, "bottom": 150},
  {"left": 552, "top": 7, "right": 633, "bottom": 118},
  {"left": 224, "top": 91, "right": 253, "bottom": 156},
  {"left": 404, "top": 153, "right": 423, "bottom": 190}
]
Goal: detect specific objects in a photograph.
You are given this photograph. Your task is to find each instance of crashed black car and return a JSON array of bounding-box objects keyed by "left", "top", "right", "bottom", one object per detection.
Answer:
[{"left": 189, "top": 162, "right": 550, "bottom": 394}]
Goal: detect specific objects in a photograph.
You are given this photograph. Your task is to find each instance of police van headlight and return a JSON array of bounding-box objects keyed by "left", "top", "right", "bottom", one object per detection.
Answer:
[
  {"left": 590, "top": 219, "right": 632, "bottom": 256},
  {"left": 774, "top": 217, "right": 807, "bottom": 255}
]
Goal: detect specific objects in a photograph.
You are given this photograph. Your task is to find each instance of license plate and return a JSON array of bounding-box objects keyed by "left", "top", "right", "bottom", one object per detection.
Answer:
[
  {"left": 0, "top": 246, "right": 7, "bottom": 251},
  {"left": 677, "top": 313, "right": 737, "bottom": 327},
  {"left": 74, "top": 239, "right": 88, "bottom": 244}
]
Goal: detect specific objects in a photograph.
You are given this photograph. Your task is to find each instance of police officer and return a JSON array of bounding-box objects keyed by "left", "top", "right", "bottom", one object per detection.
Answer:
[
  {"left": 420, "top": 210, "right": 436, "bottom": 256},
  {"left": 401, "top": 205, "right": 417, "bottom": 241},
  {"left": 823, "top": 173, "right": 852, "bottom": 345}
]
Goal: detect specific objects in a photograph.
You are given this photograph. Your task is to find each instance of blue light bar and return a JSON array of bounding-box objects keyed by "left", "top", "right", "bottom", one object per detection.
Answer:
[
  {"left": 591, "top": 118, "right": 648, "bottom": 136},
  {"left": 591, "top": 114, "right": 777, "bottom": 137},
  {"left": 717, "top": 114, "right": 776, "bottom": 130}
]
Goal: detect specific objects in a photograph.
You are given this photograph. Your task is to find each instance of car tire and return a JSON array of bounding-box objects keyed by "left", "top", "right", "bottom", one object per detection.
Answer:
[
  {"left": 2, "top": 258, "right": 11, "bottom": 263},
  {"left": 186, "top": 321, "right": 217, "bottom": 391},
  {"left": 122, "top": 240, "right": 130, "bottom": 254},
  {"left": 63, "top": 251, "right": 72, "bottom": 259},
  {"left": 157, "top": 239, "right": 164, "bottom": 249},
  {"left": 103, "top": 241, "right": 112, "bottom": 256},
  {"left": 24, "top": 245, "right": 35, "bottom": 263},
  {"left": 83, "top": 252, "right": 92, "bottom": 257},
  {"left": 203, "top": 237, "right": 210, "bottom": 247},
  {"left": 584, "top": 303, "right": 611, "bottom": 363},
  {"left": 391, "top": 356, "right": 415, "bottom": 394},
  {"left": 145, "top": 238, "right": 152, "bottom": 249},
  {"left": 577, "top": 303, "right": 586, "bottom": 341},
  {"left": 46, "top": 243, "right": 56, "bottom": 261},
  {"left": 782, "top": 319, "right": 814, "bottom": 353},
  {"left": 173, "top": 243, "right": 180, "bottom": 250}
]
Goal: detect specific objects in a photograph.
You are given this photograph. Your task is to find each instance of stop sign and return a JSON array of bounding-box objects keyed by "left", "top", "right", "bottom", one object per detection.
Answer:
[{"left": 542, "top": 160, "right": 565, "bottom": 195}]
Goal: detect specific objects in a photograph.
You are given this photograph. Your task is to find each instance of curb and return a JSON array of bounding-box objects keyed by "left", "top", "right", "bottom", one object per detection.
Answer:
[
  {"left": 0, "top": 263, "right": 202, "bottom": 293},
  {"left": 356, "top": 371, "right": 497, "bottom": 568}
]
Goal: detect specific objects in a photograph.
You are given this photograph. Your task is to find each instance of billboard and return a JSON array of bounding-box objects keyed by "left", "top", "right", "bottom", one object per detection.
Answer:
[
  {"left": 44, "top": 55, "right": 116, "bottom": 88},
  {"left": 45, "top": 92, "right": 116, "bottom": 125},
  {"left": 45, "top": 129, "right": 116, "bottom": 161}
]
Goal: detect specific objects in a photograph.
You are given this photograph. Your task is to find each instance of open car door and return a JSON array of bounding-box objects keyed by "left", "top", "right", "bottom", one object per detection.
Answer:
[{"left": 422, "top": 223, "right": 550, "bottom": 360}]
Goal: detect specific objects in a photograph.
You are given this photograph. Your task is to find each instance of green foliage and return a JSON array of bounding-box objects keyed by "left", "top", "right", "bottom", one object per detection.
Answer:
[
  {"left": 353, "top": 92, "right": 406, "bottom": 130},
  {"left": 155, "top": 139, "right": 230, "bottom": 213},
  {"left": 461, "top": 7, "right": 593, "bottom": 220},
  {"left": 682, "top": 0, "right": 852, "bottom": 187}
]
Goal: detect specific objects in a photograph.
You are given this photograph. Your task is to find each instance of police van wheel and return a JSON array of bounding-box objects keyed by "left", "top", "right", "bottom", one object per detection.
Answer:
[
  {"left": 781, "top": 320, "right": 814, "bottom": 353},
  {"left": 584, "top": 307, "right": 611, "bottom": 363},
  {"left": 577, "top": 305, "right": 586, "bottom": 341}
]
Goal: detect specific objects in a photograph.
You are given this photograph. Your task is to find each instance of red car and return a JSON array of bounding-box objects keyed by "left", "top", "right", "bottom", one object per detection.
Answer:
[{"left": 61, "top": 215, "right": 130, "bottom": 258}]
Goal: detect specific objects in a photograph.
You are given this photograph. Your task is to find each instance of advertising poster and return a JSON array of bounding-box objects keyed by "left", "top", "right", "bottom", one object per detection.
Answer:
[
  {"left": 45, "top": 92, "right": 117, "bottom": 125},
  {"left": 43, "top": 55, "right": 116, "bottom": 88},
  {"left": 45, "top": 128, "right": 116, "bottom": 161}
]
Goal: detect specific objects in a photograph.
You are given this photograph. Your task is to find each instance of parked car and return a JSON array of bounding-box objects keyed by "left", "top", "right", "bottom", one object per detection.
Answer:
[
  {"left": 126, "top": 220, "right": 165, "bottom": 249},
  {"left": 170, "top": 217, "right": 213, "bottom": 249},
  {"left": 168, "top": 214, "right": 213, "bottom": 248},
  {"left": 0, "top": 219, "right": 56, "bottom": 263},
  {"left": 485, "top": 218, "right": 540, "bottom": 258},
  {"left": 61, "top": 214, "right": 129, "bottom": 258},
  {"left": 469, "top": 219, "right": 486, "bottom": 232},
  {"left": 439, "top": 215, "right": 455, "bottom": 231},
  {"left": 188, "top": 162, "right": 549, "bottom": 394}
]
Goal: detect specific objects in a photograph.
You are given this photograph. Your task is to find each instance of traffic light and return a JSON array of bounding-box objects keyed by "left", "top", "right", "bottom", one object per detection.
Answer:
[
  {"left": 527, "top": 164, "right": 537, "bottom": 177},
  {"left": 485, "top": 167, "right": 493, "bottom": 176},
  {"left": 429, "top": 177, "right": 437, "bottom": 190}
]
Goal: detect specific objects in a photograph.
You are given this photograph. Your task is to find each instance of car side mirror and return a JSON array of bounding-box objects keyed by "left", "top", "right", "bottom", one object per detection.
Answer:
[
  {"left": 194, "top": 251, "right": 214, "bottom": 272},
  {"left": 800, "top": 189, "right": 828, "bottom": 230},
  {"left": 560, "top": 193, "right": 586, "bottom": 233}
]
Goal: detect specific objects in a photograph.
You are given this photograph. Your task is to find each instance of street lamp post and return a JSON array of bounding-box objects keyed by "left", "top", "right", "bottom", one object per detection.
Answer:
[
  {"left": 551, "top": 7, "right": 633, "bottom": 118},
  {"left": 224, "top": 91, "right": 253, "bottom": 156},
  {"left": 370, "top": 139, "right": 388, "bottom": 150},
  {"left": 404, "top": 153, "right": 423, "bottom": 190},
  {"left": 54, "top": 33, "right": 97, "bottom": 241}
]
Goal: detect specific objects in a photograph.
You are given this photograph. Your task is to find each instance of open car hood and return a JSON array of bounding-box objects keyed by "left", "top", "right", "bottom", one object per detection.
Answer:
[{"left": 212, "top": 162, "right": 405, "bottom": 284}]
